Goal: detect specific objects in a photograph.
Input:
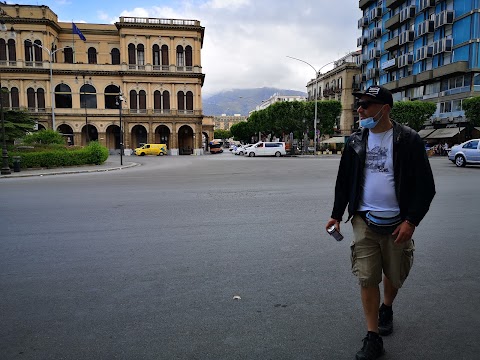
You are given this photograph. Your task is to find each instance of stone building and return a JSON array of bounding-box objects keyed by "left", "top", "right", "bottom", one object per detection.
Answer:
[
  {"left": 306, "top": 51, "right": 362, "bottom": 135},
  {"left": 0, "top": 3, "right": 213, "bottom": 155},
  {"left": 213, "top": 114, "right": 247, "bottom": 130}
]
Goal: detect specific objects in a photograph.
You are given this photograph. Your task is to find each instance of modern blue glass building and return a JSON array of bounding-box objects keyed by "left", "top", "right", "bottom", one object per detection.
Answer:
[{"left": 357, "top": 0, "right": 480, "bottom": 139}]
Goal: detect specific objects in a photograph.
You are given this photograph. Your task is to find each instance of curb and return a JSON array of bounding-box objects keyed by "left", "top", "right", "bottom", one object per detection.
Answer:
[{"left": 0, "top": 162, "right": 140, "bottom": 179}]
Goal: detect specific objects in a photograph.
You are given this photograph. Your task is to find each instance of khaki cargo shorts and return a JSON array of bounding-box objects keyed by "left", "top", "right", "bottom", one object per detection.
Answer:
[{"left": 351, "top": 214, "right": 415, "bottom": 289}]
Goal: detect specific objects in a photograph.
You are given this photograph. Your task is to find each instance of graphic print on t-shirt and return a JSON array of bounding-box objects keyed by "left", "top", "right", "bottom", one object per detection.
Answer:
[{"left": 366, "top": 145, "right": 389, "bottom": 173}]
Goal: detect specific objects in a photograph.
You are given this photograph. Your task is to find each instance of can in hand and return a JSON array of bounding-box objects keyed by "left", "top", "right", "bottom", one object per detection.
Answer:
[{"left": 327, "top": 225, "right": 344, "bottom": 241}]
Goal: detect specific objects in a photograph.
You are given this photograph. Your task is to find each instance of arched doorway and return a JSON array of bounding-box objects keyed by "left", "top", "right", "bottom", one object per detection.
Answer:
[
  {"left": 58, "top": 124, "right": 74, "bottom": 146},
  {"left": 178, "top": 125, "right": 194, "bottom": 155},
  {"left": 155, "top": 125, "right": 171, "bottom": 149},
  {"left": 106, "top": 124, "right": 121, "bottom": 151},
  {"left": 81, "top": 124, "right": 98, "bottom": 145},
  {"left": 37, "top": 123, "right": 46, "bottom": 131},
  {"left": 131, "top": 125, "right": 147, "bottom": 148},
  {"left": 202, "top": 131, "right": 209, "bottom": 152}
]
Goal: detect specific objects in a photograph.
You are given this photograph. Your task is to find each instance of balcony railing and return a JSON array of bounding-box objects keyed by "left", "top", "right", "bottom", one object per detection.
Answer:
[{"left": 119, "top": 17, "right": 201, "bottom": 27}]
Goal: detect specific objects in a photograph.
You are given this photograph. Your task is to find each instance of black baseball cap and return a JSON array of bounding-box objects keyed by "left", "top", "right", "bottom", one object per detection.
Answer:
[{"left": 353, "top": 85, "right": 393, "bottom": 108}]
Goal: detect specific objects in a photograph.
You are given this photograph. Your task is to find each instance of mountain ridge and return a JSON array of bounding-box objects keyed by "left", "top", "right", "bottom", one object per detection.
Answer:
[{"left": 202, "top": 87, "right": 307, "bottom": 116}]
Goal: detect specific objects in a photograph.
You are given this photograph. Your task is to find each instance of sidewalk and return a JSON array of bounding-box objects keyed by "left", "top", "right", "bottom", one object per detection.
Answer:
[{"left": 0, "top": 157, "right": 139, "bottom": 179}]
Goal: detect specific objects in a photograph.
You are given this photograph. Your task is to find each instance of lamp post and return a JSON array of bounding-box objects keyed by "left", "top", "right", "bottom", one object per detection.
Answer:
[
  {"left": 287, "top": 56, "right": 335, "bottom": 155},
  {"left": 26, "top": 40, "right": 70, "bottom": 131},
  {"left": 116, "top": 93, "right": 125, "bottom": 165}
]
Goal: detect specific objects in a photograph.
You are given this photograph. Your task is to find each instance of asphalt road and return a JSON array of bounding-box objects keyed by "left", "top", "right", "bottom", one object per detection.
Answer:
[{"left": 1, "top": 152, "right": 479, "bottom": 360}]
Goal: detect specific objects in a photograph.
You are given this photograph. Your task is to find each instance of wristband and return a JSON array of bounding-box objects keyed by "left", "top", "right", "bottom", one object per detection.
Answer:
[{"left": 404, "top": 219, "right": 416, "bottom": 227}]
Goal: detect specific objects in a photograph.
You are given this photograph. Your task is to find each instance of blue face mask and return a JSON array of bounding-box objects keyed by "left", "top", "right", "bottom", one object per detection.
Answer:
[{"left": 359, "top": 105, "right": 385, "bottom": 129}]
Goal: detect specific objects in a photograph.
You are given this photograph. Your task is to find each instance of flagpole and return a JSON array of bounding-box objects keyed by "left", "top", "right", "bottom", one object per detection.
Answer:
[{"left": 72, "top": 21, "right": 75, "bottom": 63}]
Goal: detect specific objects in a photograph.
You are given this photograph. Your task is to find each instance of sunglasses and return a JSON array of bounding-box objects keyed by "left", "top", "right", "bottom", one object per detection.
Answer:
[{"left": 358, "top": 100, "right": 384, "bottom": 110}]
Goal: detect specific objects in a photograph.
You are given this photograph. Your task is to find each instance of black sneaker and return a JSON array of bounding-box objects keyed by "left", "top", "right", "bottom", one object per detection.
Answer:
[
  {"left": 355, "top": 332, "right": 385, "bottom": 360},
  {"left": 378, "top": 304, "right": 393, "bottom": 336}
]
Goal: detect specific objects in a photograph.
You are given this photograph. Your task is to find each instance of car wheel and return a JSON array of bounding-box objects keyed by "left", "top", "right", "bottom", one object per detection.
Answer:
[
  {"left": 455, "top": 155, "right": 466, "bottom": 167},
  {"left": 140, "top": 152, "right": 145, "bottom": 156},
  {"left": 239, "top": 151, "right": 243, "bottom": 156},
  {"left": 159, "top": 152, "right": 164, "bottom": 156},
  {"left": 275, "top": 151, "right": 281, "bottom": 157},
  {"left": 249, "top": 152, "right": 255, "bottom": 157}
]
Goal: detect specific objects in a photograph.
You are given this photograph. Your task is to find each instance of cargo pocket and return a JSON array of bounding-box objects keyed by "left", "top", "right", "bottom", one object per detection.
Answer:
[
  {"left": 400, "top": 240, "right": 415, "bottom": 284},
  {"left": 350, "top": 241, "right": 358, "bottom": 277}
]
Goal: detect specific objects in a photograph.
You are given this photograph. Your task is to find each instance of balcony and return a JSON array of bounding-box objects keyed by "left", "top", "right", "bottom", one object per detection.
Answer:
[
  {"left": 359, "top": 0, "right": 376, "bottom": 10},
  {"left": 398, "top": 75, "right": 416, "bottom": 88},
  {"left": 385, "top": 13, "right": 400, "bottom": 30},
  {"left": 386, "top": 0, "right": 403, "bottom": 9},
  {"left": 383, "top": 80, "right": 399, "bottom": 91},
  {"left": 384, "top": 36, "right": 400, "bottom": 52},
  {"left": 416, "top": 70, "right": 433, "bottom": 83},
  {"left": 432, "top": 61, "right": 469, "bottom": 79},
  {"left": 381, "top": 58, "right": 398, "bottom": 71}
]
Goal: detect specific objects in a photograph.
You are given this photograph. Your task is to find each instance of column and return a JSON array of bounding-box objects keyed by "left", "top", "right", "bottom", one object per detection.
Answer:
[{"left": 170, "top": 122, "right": 178, "bottom": 155}]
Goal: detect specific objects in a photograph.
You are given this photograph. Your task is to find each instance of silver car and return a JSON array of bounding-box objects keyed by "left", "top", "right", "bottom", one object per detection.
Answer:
[{"left": 448, "top": 139, "right": 480, "bottom": 167}]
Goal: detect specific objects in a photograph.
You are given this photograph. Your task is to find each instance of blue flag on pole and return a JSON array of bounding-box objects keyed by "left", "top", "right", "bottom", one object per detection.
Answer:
[{"left": 72, "top": 22, "right": 86, "bottom": 41}]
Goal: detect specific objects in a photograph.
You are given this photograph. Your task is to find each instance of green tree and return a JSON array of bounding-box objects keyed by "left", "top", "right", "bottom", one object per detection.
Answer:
[
  {"left": 230, "top": 121, "right": 253, "bottom": 143},
  {"left": 214, "top": 129, "right": 231, "bottom": 140},
  {"left": 0, "top": 109, "right": 36, "bottom": 144},
  {"left": 390, "top": 101, "right": 436, "bottom": 131},
  {"left": 462, "top": 96, "right": 480, "bottom": 127},
  {"left": 304, "top": 100, "right": 342, "bottom": 136},
  {"left": 23, "top": 129, "right": 65, "bottom": 145}
]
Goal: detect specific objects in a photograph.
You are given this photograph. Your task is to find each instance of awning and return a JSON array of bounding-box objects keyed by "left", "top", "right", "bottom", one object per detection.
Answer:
[
  {"left": 475, "top": 127, "right": 480, "bottom": 132},
  {"left": 417, "top": 129, "right": 435, "bottom": 139},
  {"left": 320, "top": 137, "right": 346, "bottom": 144},
  {"left": 426, "top": 127, "right": 465, "bottom": 139}
]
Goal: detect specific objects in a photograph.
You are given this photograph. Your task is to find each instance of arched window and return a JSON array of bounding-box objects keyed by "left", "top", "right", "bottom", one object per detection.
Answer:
[
  {"left": 27, "top": 88, "right": 36, "bottom": 109},
  {"left": 177, "top": 91, "right": 185, "bottom": 111},
  {"left": 128, "top": 43, "right": 136, "bottom": 65},
  {"left": 139, "top": 90, "right": 146, "bottom": 112},
  {"left": 37, "top": 88, "right": 45, "bottom": 110},
  {"left": 186, "top": 91, "right": 193, "bottom": 112},
  {"left": 1, "top": 87, "right": 9, "bottom": 108},
  {"left": 185, "top": 45, "right": 192, "bottom": 68},
  {"left": 161, "top": 45, "right": 169, "bottom": 69},
  {"left": 129, "top": 90, "right": 137, "bottom": 110},
  {"left": 153, "top": 44, "right": 160, "bottom": 69},
  {"left": 176, "top": 45, "right": 184, "bottom": 69},
  {"left": 80, "top": 84, "right": 97, "bottom": 109},
  {"left": 55, "top": 84, "right": 72, "bottom": 108},
  {"left": 64, "top": 47, "right": 73, "bottom": 63},
  {"left": 154, "top": 90, "right": 170, "bottom": 113},
  {"left": 154, "top": 90, "right": 161, "bottom": 111},
  {"left": 8, "top": 40, "right": 16, "bottom": 62},
  {"left": 0, "top": 39, "right": 6, "bottom": 61},
  {"left": 105, "top": 85, "right": 120, "bottom": 109},
  {"left": 163, "top": 90, "right": 170, "bottom": 110},
  {"left": 24, "top": 40, "right": 33, "bottom": 63},
  {"left": 137, "top": 44, "right": 145, "bottom": 68},
  {"left": 10, "top": 87, "right": 19, "bottom": 109},
  {"left": 34, "top": 40, "right": 43, "bottom": 62},
  {"left": 87, "top": 47, "right": 97, "bottom": 64},
  {"left": 111, "top": 48, "right": 120, "bottom": 65}
]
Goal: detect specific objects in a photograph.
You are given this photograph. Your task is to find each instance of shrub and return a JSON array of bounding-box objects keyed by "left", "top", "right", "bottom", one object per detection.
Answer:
[
  {"left": 8, "top": 141, "right": 109, "bottom": 168},
  {"left": 23, "top": 129, "right": 66, "bottom": 145}
]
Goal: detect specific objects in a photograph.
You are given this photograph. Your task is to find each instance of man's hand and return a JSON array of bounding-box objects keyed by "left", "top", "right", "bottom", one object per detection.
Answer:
[
  {"left": 392, "top": 221, "right": 415, "bottom": 244},
  {"left": 326, "top": 218, "right": 340, "bottom": 233}
]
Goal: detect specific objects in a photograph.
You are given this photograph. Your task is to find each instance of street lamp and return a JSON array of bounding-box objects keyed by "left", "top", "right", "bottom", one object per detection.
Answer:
[
  {"left": 26, "top": 39, "right": 71, "bottom": 130},
  {"left": 287, "top": 56, "right": 335, "bottom": 155},
  {"left": 115, "top": 93, "right": 125, "bottom": 165}
]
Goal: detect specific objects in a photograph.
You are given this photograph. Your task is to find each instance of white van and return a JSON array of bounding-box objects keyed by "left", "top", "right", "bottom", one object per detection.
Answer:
[{"left": 244, "top": 142, "right": 286, "bottom": 157}]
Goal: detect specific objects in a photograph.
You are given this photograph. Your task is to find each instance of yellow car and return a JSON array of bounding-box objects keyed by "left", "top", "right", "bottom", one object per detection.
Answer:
[{"left": 134, "top": 144, "right": 167, "bottom": 156}]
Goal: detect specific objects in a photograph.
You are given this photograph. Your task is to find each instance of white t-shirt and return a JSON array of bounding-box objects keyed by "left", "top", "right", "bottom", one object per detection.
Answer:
[{"left": 358, "top": 128, "right": 400, "bottom": 212}]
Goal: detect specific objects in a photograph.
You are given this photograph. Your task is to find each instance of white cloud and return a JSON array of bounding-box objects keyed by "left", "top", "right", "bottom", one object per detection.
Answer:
[{"left": 111, "top": 0, "right": 361, "bottom": 95}]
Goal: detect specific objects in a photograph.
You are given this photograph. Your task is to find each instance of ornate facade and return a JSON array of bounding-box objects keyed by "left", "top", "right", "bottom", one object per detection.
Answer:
[{"left": 0, "top": 4, "right": 213, "bottom": 155}]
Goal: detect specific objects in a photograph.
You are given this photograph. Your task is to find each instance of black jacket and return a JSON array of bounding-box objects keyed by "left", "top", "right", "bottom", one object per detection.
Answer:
[{"left": 331, "top": 121, "right": 436, "bottom": 226}]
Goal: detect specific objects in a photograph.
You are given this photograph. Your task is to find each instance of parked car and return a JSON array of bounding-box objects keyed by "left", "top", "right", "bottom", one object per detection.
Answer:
[
  {"left": 244, "top": 142, "right": 286, "bottom": 157},
  {"left": 134, "top": 143, "right": 167, "bottom": 156},
  {"left": 234, "top": 144, "right": 252, "bottom": 156},
  {"left": 448, "top": 139, "right": 480, "bottom": 167}
]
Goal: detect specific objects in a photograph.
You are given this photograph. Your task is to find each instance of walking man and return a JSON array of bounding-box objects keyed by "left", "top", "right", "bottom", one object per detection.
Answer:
[{"left": 325, "top": 85, "right": 436, "bottom": 360}]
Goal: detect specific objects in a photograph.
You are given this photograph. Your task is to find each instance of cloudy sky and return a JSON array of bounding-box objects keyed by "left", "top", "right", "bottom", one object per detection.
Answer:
[{"left": 7, "top": 0, "right": 361, "bottom": 96}]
